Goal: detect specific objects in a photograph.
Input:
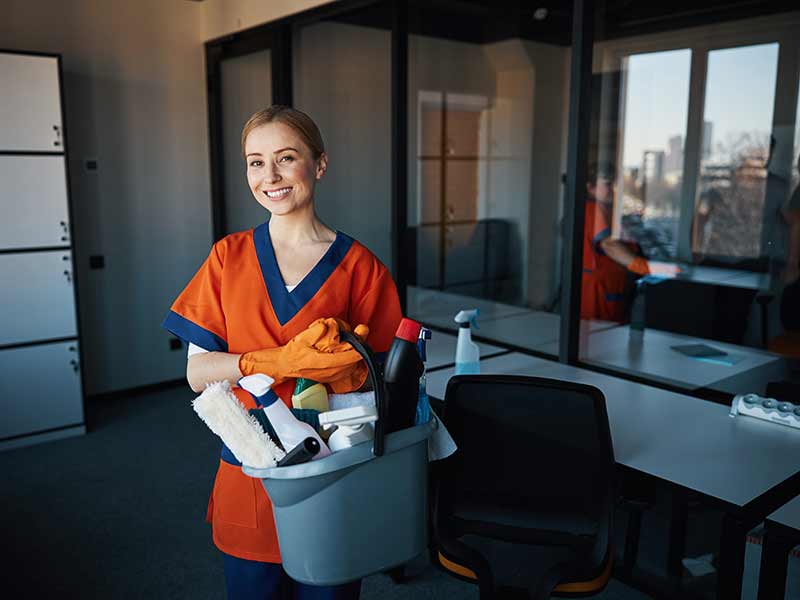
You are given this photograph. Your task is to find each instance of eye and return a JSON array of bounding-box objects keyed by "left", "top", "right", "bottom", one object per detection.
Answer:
[
  {"left": 279, "top": 155, "right": 294, "bottom": 163},
  {"left": 249, "top": 160, "right": 263, "bottom": 168}
]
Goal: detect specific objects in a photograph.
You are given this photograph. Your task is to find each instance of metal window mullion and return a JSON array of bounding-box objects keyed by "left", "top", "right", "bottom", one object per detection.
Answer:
[
  {"left": 676, "top": 49, "right": 708, "bottom": 262},
  {"left": 559, "top": 0, "right": 595, "bottom": 365}
]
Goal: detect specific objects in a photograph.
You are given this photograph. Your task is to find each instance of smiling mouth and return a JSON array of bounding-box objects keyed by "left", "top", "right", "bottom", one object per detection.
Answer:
[{"left": 264, "top": 187, "right": 292, "bottom": 199}]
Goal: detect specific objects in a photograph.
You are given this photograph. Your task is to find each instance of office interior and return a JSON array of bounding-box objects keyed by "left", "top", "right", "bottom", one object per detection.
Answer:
[{"left": 2, "top": 0, "right": 800, "bottom": 599}]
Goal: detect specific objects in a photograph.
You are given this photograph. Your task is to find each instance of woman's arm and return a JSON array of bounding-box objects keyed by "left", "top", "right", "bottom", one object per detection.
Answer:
[{"left": 186, "top": 351, "right": 243, "bottom": 393}]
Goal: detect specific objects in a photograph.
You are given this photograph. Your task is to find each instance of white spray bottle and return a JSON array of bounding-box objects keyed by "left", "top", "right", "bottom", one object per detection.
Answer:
[
  {"left": 454, "top": 309, "right": 480, "bottom": 375},
  {"left": 238, "top": 373, "right": 331, "bottom": 460}
]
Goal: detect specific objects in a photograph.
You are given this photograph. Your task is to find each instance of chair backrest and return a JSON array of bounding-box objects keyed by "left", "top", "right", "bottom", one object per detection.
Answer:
[{"left": 438, "top": 374, "right": 615, "bottom": 523}]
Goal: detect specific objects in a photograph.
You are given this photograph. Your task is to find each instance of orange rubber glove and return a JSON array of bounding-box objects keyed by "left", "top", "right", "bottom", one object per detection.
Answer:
[
  {"left": 239, "top": 318, "right": 371, "bottom": 393},
  {"left": 628, "top": 257, "right": 650, "bottom": 276}
]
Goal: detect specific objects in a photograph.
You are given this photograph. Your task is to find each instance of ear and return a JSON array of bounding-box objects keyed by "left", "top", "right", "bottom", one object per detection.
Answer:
[{"left": 315, "top": 153, "right": 328, "bottom": 180}]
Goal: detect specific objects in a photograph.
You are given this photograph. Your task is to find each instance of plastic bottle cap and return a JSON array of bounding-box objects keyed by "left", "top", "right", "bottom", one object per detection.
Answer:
[{"left": 395, "top": 318, "right": 422, "bottom": 343}]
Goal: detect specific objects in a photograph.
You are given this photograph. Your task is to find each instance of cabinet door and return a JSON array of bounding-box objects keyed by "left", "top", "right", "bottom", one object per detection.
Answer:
[
  {"left": 0, "top": 251, "right": 77, "bottom": 346},
  {"left": 0, "top": 341, "right": 83, "bottom": 439},
  {"left": 0, "top": 53, "right": 63, "bottom": 152},
  {"left": 0, "top": 156, "right": 70, "bottom": 249}
]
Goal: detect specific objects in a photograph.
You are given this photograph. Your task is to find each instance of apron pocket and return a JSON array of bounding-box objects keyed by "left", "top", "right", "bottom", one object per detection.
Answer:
[{"left": 212, "top": 460, "right": 259, "bottom": 529}]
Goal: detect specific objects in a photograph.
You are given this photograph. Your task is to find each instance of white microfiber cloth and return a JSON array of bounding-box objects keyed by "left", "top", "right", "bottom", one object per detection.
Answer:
[{"left": 192, "top": 380, "right": 285, "bottom": 469}]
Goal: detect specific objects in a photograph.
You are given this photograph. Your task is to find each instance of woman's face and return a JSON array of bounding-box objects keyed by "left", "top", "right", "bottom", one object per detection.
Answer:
[{"left": 245, "top": 122, "right": 327, "bottom": 217}]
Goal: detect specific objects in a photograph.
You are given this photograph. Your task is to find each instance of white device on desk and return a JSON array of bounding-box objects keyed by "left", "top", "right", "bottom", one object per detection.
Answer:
[{"left": 729, "top": 394, "right": 800, "bottom": 430}]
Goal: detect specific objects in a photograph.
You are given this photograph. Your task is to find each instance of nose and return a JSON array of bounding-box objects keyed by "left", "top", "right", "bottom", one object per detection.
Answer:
[{"left": 264, "top": 162, "right": 281, "bottom": 184}]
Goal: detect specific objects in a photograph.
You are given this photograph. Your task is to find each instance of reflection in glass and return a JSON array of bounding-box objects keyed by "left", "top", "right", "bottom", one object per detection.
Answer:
[
  {"left": 695, "top": 43, "right": 778, "bottom": 260},
  {"left": 407, "top": 26, "right": 570, "bottom": 354}
]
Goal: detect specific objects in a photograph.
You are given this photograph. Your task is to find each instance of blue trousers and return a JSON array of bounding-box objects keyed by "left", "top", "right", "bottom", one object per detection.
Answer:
[{"left": 222, "top": 554, "right": 362, "bottom": 600}]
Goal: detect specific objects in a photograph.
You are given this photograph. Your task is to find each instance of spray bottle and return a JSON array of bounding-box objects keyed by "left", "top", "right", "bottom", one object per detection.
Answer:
[
  {"left": 383, "top": 318, "right": 424, "bottom": 434},
  {"left": 239, "top": 373, "right": 331, "bottom": 459},
  {"left": 318, "top": 405, "right": 378, "bottom": 451},
  {"left": 454, "top": 309, "right": 480, "bottom": 375},
  {"left": 415, "top": 327, "right": 432, "bottom": 425}
]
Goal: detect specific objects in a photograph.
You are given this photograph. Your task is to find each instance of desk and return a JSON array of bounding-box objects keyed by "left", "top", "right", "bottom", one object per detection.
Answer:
[
  {"left": 407, "top": 286, "right": 529, "bottom": 332},
  {"left": 676, "top": 265, "right": 771, "bottom": 291},
  {"left": 424, "top": 330, "right": 506, "bottom": 370},
  {"left": 577, "top": 325, "right": 787, "bottom": 395},
  {"left": 758, "top": 498, "right": 800, "bottom": 599},
  {"left": 427, "top": 353, "right": 800, "bottom": 599}
]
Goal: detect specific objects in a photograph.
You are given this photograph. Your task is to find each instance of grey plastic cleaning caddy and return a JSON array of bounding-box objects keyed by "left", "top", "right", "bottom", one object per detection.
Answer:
[{"left": 242, "top": 331, "right": 435, "bottom": 586}]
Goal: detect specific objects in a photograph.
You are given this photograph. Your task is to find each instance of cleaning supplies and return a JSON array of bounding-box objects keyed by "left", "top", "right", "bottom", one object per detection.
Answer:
[
  {"left": 192, "top": 380, "right": 285, "bottom": 468},
  {"left": 277, "top": 437, "right": 321, "bottom": 467},
  {"left": 415, "top": 327, "right": 432, "bottom": 425},
  {"left": 329, "top": 390, "right": 376, "bottom": 411},
  {"left": 292, "top": 378, "right": 329, "bottom": 412},
  {"left": 454, "top": 309, "right": 480, "bottom": 375},
  {"left": 239, "top": 373, "right": 331, "bottom": 460},
  {"left": 383, "top": 318, "right": 424, "bottom": 434},
  {"left": 318, "top": 405, "right": 378, "bottom": 451}
]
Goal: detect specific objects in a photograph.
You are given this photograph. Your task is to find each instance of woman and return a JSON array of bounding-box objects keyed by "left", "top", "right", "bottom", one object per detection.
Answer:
[{"left": 162, "top": 106, "right": 402, "bottom": 599}]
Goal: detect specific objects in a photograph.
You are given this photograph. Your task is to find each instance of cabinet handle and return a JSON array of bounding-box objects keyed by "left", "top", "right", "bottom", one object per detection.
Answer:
[
  {"left": 61, "top": 236, "right": 69, "bottom": 242},
  {"left": 54, "top": 125, "right": 62, "bottom": 148},
  {"left": 69, "top": 359, "right": 79, "bottom": 373},
  {"left": 63, "top": 270, "right": 72, "bottom": 283}
]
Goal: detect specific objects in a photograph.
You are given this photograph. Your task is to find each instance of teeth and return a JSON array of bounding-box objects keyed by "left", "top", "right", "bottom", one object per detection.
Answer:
[{"left": 266, "top": 187, "right": 291, "bottom": 199}]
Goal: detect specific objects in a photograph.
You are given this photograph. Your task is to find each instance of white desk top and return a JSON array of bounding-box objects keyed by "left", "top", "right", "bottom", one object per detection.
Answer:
[
  {"left": 426, "top": 353, "right": 800, "bottom": 510},
  {"left": 424, "top": 330, "right": 505, "bottom": 370},
  {"left": 768, "top": 497, "right": 800, "bottom": 532},
  {"left": 579, "top": 326, "right": 786, "bottom": 394}
]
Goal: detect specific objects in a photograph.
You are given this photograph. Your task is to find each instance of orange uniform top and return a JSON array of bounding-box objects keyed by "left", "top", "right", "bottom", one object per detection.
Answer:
[
  {"left": 581, "top": 199, "right": 631, "bottom": 323},
  {"left": 162, "top": 223, "right": 402, "bottom": 563}
]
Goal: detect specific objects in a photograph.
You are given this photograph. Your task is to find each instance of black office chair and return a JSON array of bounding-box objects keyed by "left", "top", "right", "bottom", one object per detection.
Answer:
[{"left": 432, "top": 375, "right": 616, "bottom": 600}]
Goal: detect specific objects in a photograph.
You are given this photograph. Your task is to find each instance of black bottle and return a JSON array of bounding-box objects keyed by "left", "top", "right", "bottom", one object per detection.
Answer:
[{"left": 382, "top": 318, "right": 424, "bottom": 434}]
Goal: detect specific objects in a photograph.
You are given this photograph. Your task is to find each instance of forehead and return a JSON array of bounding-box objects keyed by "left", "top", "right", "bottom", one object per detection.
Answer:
[{"left": 245, "top": 122, "right": 308, "bottom": 154}]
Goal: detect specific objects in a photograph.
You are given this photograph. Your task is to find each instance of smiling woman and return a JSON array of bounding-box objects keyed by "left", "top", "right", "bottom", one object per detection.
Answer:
[{"left": 161, "top": 105, "right": 403, "bottom": 599}]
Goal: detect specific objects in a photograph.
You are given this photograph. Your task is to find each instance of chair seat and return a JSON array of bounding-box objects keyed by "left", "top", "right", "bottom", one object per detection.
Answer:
[{"left": 452, "top": 499, "right": 599, "bottom": 539}]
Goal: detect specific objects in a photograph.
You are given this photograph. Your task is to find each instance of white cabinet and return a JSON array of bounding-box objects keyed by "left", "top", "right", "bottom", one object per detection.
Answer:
[
  {"left": 0, "top": 50, "right": 83, "bottom": 449},
  {"left": 0, "top": 53, "right": 63, "bottom": 152},
  {"left": 0, "top": 342, "right": 83, "bottom": 439},
  {"left": 0, "top": 251, "right": 78, "bottom": 346},
  {"left": 0, "top": 156, "right": 70, "bottom": 249}
]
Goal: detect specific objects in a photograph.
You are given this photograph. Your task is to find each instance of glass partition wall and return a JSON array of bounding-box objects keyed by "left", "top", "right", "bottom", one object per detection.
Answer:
[
  {"left": 205, "top": 1, "right": 800, "bottom": 401},
  {"left": 292, "top": 4, "right": 393, "bottom": 267},
  {"left": 405, "top": 1, "right": 572, "bottom": 355},
  {"left": 582, "top": 9, "right": 800, "bottom": 396}
]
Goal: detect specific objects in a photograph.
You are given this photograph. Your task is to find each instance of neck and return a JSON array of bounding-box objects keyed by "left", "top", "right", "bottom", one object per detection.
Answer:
[{"left": 269, "top": 206, "right": 333, "bottom": 245}]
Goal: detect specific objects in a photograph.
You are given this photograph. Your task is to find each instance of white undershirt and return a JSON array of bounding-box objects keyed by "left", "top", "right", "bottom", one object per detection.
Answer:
[{"left": 187, "top": 283, "right": 297, "bottom": 357}]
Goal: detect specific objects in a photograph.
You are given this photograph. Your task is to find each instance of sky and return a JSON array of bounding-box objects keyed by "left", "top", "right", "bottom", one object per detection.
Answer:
[{"left": 621, "top": 42, "right": 789, "bottom": 169}]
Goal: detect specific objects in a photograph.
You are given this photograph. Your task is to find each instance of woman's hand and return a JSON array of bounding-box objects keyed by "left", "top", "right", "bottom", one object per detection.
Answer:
[{"left": 238, "top": 318, "right": 371, "bottom": 393}]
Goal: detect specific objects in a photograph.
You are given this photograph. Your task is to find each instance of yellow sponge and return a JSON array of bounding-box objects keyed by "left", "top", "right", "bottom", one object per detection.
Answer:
[{"left": 291, "top": 378, "right": 329, "bottom": 412}]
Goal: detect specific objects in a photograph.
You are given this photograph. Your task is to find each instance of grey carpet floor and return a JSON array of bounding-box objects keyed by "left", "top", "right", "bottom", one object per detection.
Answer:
[{"left": 0, "top": 384, "right": 653, "bottom": 599}]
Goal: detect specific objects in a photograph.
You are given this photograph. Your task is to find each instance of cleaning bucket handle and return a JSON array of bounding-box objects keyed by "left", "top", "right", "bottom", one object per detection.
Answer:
[{"left": 339, "top": 330, "right": 386, "bottom": 457}]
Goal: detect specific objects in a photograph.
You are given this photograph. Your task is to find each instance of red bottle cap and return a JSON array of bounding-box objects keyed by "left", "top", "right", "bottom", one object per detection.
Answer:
[{"left": 394, "top": 318, "right": 422, "bottom": 343}]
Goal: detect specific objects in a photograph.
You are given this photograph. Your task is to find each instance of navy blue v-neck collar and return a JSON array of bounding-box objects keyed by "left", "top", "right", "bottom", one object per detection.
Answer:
[{"left": 253, "top": 222, "right": 354, "bottom": 326}]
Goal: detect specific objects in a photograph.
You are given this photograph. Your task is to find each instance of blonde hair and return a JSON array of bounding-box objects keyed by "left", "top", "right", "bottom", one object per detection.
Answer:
[{"left": 241, "top": 105, "right": 325, "bottom": 160}]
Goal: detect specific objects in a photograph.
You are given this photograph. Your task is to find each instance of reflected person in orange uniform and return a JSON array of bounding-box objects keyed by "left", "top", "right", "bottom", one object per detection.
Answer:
[{"left": 581, "top": 163, "right": 679, "bottom": 322}]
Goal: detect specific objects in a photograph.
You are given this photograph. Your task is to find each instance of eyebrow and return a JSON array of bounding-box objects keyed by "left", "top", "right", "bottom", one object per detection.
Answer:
[{"left": 245, "top": 147, "right": 299, "bottom": 159}]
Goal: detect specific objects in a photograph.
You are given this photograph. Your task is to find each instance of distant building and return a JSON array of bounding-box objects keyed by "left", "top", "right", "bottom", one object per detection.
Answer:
[
  {"left": 642, "top": 150, "right": 665, "bottom": 183},
  {"left": 702, "top": 121, "right": 713, "bottom": 159},
  {"left": 666, "top": 135, "right": 683, "bottom": 174}
]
